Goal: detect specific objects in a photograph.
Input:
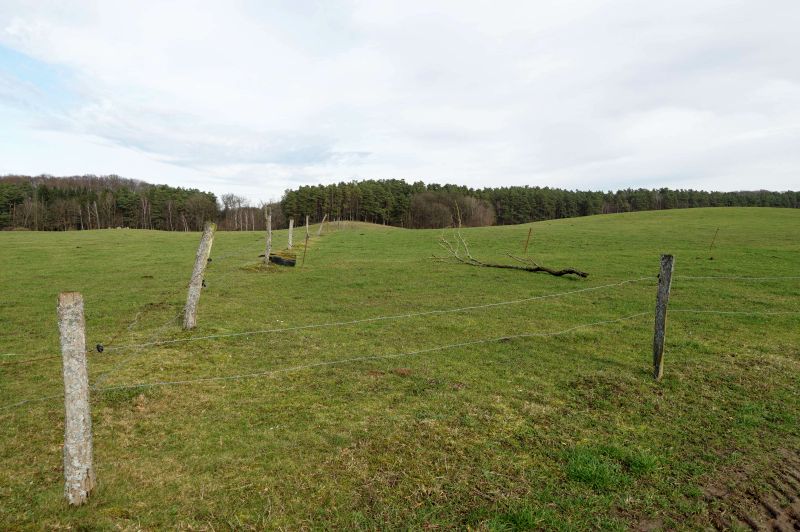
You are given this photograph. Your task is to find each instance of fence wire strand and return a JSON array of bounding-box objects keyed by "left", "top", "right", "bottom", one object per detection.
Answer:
[
  {"left": 91, "top": 310, "right": 185, "bottom": 389},
  {"left": 670, "top": 309, "right": 800, "bottom": 316},
  {"left": 97, "top": 308, "right": 800, "bottom": 396},
  {"left": 1, "top": 310, "right": 652, "bottom": 412},
  {"left": 99, "top": 245, "right": 259, "bottom": 349},
  {"left": 104, "top": 276, "right": 655, "bottom": 352},
  {"left": 97, "top": 312, "right": 652, "bottom": 393},
  {"left": 4, "top": 264, "right": 800, "bottom": 413},
  {"left": 674, "top": 275, "right": 800, "bottom": 281}
]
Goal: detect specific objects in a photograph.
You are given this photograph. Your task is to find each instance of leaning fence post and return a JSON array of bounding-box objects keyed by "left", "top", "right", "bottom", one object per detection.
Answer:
[
  {"left": 653, "top": 254, "right": 675, "bottom": 380},
  {"left": 183, "top": 221, "right": 216, "bottom": 330},
  {"left": 264, "top": 213, "right": 272, "bottom": 265},
  {"left": 58, "top": 292, "right": 95, "bottom": 506},
  {"left": 523, "top": 227, "right": 533, "bottom": 254},
  {"left": 305, "top": 215, "right": 310, "bottom": 239},
  {"left": 287, "top": 218, "right": 294, "bottom": 249},
  {"left": 316, "top": 214, "right": 328, "bottom": 237}
]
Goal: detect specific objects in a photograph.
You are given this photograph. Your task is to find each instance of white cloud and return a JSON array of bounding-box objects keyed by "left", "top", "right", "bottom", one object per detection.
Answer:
[{"left": 1, "top": 0, "right": 798, "bottom": 201}]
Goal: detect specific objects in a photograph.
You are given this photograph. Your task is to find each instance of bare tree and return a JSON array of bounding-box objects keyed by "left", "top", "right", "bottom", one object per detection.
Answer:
[
  {"left": 165, "top": 200, "right": 175, "bottom": 231},
  {"left": 184, "top": 194, "right": 217, "bottom": 230}
]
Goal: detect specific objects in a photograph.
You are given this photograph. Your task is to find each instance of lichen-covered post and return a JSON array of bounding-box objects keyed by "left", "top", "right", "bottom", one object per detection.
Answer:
[
  {"left": 183, "top": 221, "right": 216, "bottom": 330},
  {"left": 653, "top": 254, "right": 675, "bottom": 380},
  {"left": 58, "top": 292, "right": 95, "bottom": 506},
  {"left": 287, "top": 218, "right": 294, "bottom": 249},
  {"left": 305, "top": 215, "right": 310, "bottom": 239},
  {"left": 264, "top": 213, "right": 272, "bottom": 265}
]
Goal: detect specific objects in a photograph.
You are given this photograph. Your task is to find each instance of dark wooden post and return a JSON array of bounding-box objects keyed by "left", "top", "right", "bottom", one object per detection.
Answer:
[
  {"left": 264, "top": 213, "right": 272, "bottom": 265},
  {"left": 523, "top": 227, "right": 533, "bottom": 254},
  {"left": 301, "top": 215, "right": 310, "bottom": 267},
  {"left": 58, "top": 292, "right": 95, "bottom": 505},
  {"left": 653, "top": 254, "right": 675, "bottom": 380},
  {"left": 709, "top": 227, "right": 719, "bottom": 251}
]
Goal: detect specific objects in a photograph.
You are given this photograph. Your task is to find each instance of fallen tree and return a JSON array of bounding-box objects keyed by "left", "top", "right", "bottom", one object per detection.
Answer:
[{"left": 432, "top": 227, "right": 588, "bottom": 278}]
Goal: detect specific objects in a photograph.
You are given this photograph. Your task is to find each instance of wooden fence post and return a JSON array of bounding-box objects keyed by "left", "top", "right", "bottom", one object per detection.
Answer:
[
  {"left": 523, "top": 227, "right": 533, "bottom": 254},
  {"left": 301, "top": 236, "right": 309, "bottom": 267},
  {"left": 302, "top": 215, "right": 311, "bottom": 267},
  {"left": 287, "top": 218, "right": 294, "bottom": 249},
  {"left": 264, "top": 213, "right": 272, "bottom": 265},
  {"left": 316, "top": 214, "right": 328, "bottom": 237},
  {"left": 58, "top": 292, "right": 95, "bottom": 506},
  {"left": 653, "top": 254, "right": 675, "bottom": 380},
  {"left": 183, "top": 221, "right": 216, "bottom": 330},
  {"left": 709, "top": 227, "right": 719, "bottom": 250}
]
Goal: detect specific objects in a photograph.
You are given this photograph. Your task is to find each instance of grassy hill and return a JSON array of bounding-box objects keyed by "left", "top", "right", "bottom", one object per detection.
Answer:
[{"left": 1, "top": 207, "right": 799, "bottom": 529}]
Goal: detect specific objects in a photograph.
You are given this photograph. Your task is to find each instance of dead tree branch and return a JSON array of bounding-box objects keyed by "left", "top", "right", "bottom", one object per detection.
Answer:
[
  {"left": 432, "top": 228, "right": 588, "bottom": 278},
  {"left": 505, "top": 254, "right": 588, "bottom": 277}
]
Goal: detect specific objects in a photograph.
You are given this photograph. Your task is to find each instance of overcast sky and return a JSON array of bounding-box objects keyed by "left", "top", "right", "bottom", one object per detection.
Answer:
[{"left": 1, "top": 1, "right": 798, "bottom": 202}]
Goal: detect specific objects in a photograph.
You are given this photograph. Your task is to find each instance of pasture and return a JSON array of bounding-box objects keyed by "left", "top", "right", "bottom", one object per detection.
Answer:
[{"left": 1, "top": 207, "right": 799, "bottom": 529}]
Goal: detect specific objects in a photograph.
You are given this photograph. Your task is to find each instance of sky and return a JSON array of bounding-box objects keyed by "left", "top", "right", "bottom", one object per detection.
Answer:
[{"left": 1, "top": 0, "right": 798, "bottom": 202}]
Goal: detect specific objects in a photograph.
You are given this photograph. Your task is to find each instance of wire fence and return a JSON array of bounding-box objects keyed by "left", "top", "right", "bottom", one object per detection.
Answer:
[
  {"left": 2, "top": 267, "right": 798, "bottom": 414},
  {"left": 0, "top": 236, "right": 267, "bottom": 367},
  {"left": 92, "top": 311, "right": 654, "bottom": 395},
  {"left": 102, "top": 276, "right": 655, "bottom": 352},
  {"left": 3, "top": 221, "right": 800, "bottom": 412},
  {"left": 83, "top": 275, "right": 656, "bottom": 388},
  {"left": 0, "top": 310, "right": 653, "bottom": 412}
]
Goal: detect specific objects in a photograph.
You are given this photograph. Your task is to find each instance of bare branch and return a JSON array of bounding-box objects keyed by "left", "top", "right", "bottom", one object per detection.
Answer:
[{"left": 434, "top": 228, "right": 588, "bottom": 278}]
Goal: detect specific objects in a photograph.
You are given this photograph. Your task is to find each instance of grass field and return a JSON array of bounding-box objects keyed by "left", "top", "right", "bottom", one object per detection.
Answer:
[{"left": 1, "top": 207, "right": 799, "bottom": 529}]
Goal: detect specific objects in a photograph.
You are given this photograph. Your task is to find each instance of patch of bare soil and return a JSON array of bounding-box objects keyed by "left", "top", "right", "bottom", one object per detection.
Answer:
[{"left": 703, "top": 449, "right": 800, "bottom": 531}]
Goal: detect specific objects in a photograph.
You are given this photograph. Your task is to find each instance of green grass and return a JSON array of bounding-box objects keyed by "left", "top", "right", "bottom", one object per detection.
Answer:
[{"left": 0, "top": 207, "right": 798, "bottom": 529}]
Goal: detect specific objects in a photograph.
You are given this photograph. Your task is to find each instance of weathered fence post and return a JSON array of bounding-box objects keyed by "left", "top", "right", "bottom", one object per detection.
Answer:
[
  {"left": 653, "top": 254, "right": 675, "bottom": 380},
  {"left": 264, "top": 213, "right": 272, "bottom": 265},
  {"left": 316, "top": 214, "right": 328, "bottom": 237},
  {"left": 302, "top": 215, "right": 311, "bottom": 267},
  {"left": 708, "top": 227, "right": 720, "bottom": 257},
  {"left": 58, "top": 292, "right": 95, "bottom": 506},
  {"left": 287, "top": 218, "right": 294, "bottom": 249},
  {"left": 183, "top": 221, "right": 216, "bottom": 330},
  {"left": 523, "top": 227, "right": 533, "bottom": 254}
]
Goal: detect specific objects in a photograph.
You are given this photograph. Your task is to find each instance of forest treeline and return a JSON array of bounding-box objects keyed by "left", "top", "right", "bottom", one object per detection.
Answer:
[
  {"left": 0, "top": 175, "right": 218, "bottom": 231},
  {"left": 1, "top": 174, "right": 798, "bottom": 231},
  {"left": 281, "top": 179, "right": 799, "bottom": 227}
]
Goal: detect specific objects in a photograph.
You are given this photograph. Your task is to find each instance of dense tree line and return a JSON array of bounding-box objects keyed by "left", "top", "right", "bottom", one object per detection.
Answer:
[
  {"left": 0, "top": 175, "right": 218, "bottom": 231},
  {"left": 281, "top": 180, "right": 799, "bottom": 228},
  {"left": 2, "top": 175, "right": 797, "bottom": 231}
]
